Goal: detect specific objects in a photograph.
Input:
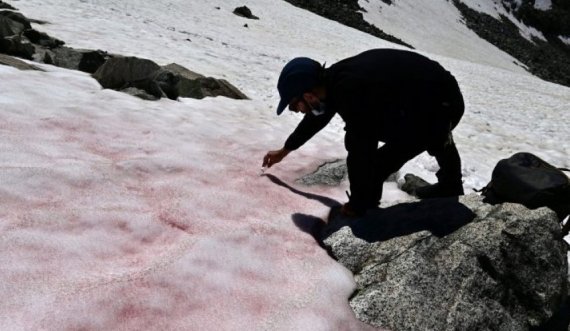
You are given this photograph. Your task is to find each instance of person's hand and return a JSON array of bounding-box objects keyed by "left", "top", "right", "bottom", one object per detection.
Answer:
[{"left": 262, "top": 148, "right": 290, "bottom": 168}]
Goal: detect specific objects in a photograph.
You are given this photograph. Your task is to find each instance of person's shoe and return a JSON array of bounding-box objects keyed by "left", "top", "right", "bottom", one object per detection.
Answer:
[{"left": 415, "top": 182, "right": 464, "bottom": 199}]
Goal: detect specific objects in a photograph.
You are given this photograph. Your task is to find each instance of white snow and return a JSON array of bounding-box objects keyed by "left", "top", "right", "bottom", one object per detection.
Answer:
[
  {"left": 534, "top": 0, "right": 553, "bottom": 11},
  {"left": 458, "top": 0, "right": 546, "bottom": 42},
  {"left": 364, "top": 0, "right": 546, "bottom": 50},
  {"left": 560, "top": 35, "right": 570, "bottom": 46},
  {"left": 1, "top": 0, "right": 569, "bottom": 329}
]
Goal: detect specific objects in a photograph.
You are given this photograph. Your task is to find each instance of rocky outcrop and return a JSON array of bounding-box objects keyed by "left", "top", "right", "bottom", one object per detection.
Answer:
[
  {"left": 321, "top": 194, "right": 569, "bottom": 330},
  {"left": 452, "top": 0, "right": 570, "bottom": 87},
  {"left": 92, "top": 58, "right": 248, "bottom": 101},
  {"left": 281, "top": 0, "right": 413, "bottom": 48}
]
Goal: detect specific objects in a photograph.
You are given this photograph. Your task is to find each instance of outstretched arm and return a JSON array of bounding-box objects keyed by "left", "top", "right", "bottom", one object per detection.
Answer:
[
  {"left": 262, "top": 148, "right": 291, "bottom": 168},
  {"left": 262, "top": 110, "right": 335, "bottom": 168}
]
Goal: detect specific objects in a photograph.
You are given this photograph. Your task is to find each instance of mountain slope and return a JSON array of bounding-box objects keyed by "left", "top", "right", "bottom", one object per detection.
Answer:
[{"left": 1, "top": 0, "right": 568, "bottom": 329}]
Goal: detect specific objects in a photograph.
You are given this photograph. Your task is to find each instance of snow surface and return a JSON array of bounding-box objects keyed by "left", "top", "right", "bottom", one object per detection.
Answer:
[
  {"left": 534, "top": 0, "right": 553, "bottom": 11},
  {"left": 1, "top": 0, "right": 569, "bottom": 329},
  {"left": 359, "top": 0, "right": 545, "bottom": 64}
]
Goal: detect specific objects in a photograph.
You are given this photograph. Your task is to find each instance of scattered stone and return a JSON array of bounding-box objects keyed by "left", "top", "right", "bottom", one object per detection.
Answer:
[
  {"left": 243, "top": 23, "right": 248, "bottom": 28},
  {"left": 322, "top": 194, "right": 569, "bottom": 330},
  {"left": 233, "top": 6, "right": 259, "bottom": 20}
]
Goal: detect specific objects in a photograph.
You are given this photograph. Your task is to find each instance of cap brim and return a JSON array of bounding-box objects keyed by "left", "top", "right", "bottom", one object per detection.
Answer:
[{"left": 276, "top": 98, "right": 288, "bottom": 115}]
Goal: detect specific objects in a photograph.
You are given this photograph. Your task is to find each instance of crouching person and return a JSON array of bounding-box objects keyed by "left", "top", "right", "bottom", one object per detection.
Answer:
[{"left": 263, "top": 49, "right": 465, "bottom": 216}]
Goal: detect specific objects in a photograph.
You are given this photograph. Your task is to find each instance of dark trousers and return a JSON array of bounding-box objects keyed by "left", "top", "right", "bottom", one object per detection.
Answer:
[
  {"left": 370, "top": 77, "right": 465, "bottom": 205},
  {"left": 346, "top": 74, "right": 465, "bottom": 209},
  {"left": 369, "top": 133, "right": 463, "bottom": 204}
]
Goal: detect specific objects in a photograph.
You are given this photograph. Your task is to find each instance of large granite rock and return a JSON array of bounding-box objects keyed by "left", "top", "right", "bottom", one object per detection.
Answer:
[
  {"left": 322, "top": 194, "right": 569, "bottom": 330},
  {"left": 162, "top": 63, "right": 248, "bottom": 100},
  {"left": 93, "top": 56, "right": 161, "bottom": 89},
  {"left": 44, "top": 47, "right": 107, "bottom": 73},
  {"left": 92, "top": 58, "right": 248, "bottom": 101},
  {"left": 297, "top": 159, "right": 348, "bottom": 186}
]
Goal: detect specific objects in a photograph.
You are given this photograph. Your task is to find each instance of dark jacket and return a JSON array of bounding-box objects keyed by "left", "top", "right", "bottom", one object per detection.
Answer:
[{"left": 283, "top": 49, "right": 464, "bottom": 209}]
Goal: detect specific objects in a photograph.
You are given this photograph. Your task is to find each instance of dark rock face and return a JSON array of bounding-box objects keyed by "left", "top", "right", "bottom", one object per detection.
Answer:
[
  {"left": 233, "top": 6, "right": 259, "bottom": 20},
  {"left": 321, "top": 194, "right": 569, "bottom": 330},
  {"left": 453, "top": 0, "right": 570, "bottom": 87},
  {"left": 281, "top": 0, "right": 413, "bottom": 48}
]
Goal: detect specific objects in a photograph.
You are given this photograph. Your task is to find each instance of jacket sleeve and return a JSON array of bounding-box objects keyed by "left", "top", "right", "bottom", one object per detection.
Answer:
[{"left": 284, "top": 110, "right": 336, "bottom": 151}]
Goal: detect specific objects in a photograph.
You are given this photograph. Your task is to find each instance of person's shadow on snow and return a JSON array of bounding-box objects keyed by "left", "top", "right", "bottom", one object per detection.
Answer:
[{"left": 263, "top": 174, "right": 476, "bottom": 246}]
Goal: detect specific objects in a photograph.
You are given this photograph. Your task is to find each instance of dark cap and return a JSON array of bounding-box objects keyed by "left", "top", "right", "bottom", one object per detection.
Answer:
[{"left": 276, "top": 57, "right": 321, "bottom": 115}]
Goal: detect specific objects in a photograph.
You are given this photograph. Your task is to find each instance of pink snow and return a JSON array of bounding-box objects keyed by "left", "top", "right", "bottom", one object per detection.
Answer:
[{"left": 0, "top": 66, "right": 379, "bottom": 330}]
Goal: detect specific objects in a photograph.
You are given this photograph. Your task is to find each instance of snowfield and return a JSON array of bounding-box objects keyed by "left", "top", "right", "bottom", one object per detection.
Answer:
[{"left": 1, "top": 0, "right": 569, "bottom": 329}]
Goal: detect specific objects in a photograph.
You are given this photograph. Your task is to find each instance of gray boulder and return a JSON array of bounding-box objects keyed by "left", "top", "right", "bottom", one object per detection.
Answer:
[
  {"left": 322, "top": 194, "right": 568, "bottom": 330},
  {"left": 162, "top": 63, "right": 248, "bottom": 100},
  {"left": 24, "top": 29, "right": 63, "bottom": 49},
  {"left": 44, "top": 47, "right": 107, "bottom": 73},
  {"left": 0, "top": 11, "right": 31, "bottom": 30},
  {"left": 93, "top": 58, "right": 247, "bottom": 101},
  {"left": 92, "top": 56, "right": 161, "bottom": 89},
  {"left": 0, "top": 34, "right": 34, "bottom": 59},
  {"left": 297, "top": 159, "right": 347, "bottom": 186},
  {"left": 0, "top": 11, "right": 34, "bottom": 58}
]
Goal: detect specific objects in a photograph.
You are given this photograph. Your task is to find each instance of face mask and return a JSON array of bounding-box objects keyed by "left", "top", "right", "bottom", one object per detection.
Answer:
[{"left": 310, "top": 102, "right": 326, "bottom": 116}]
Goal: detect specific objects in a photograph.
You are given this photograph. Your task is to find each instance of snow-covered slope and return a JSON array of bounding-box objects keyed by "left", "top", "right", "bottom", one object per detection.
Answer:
[
  {"left": 359, "top": 0, "right": 532, "bottom": 72},
  {"left": 1, "top": 0, "right": 569, "bottom": 329}
]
